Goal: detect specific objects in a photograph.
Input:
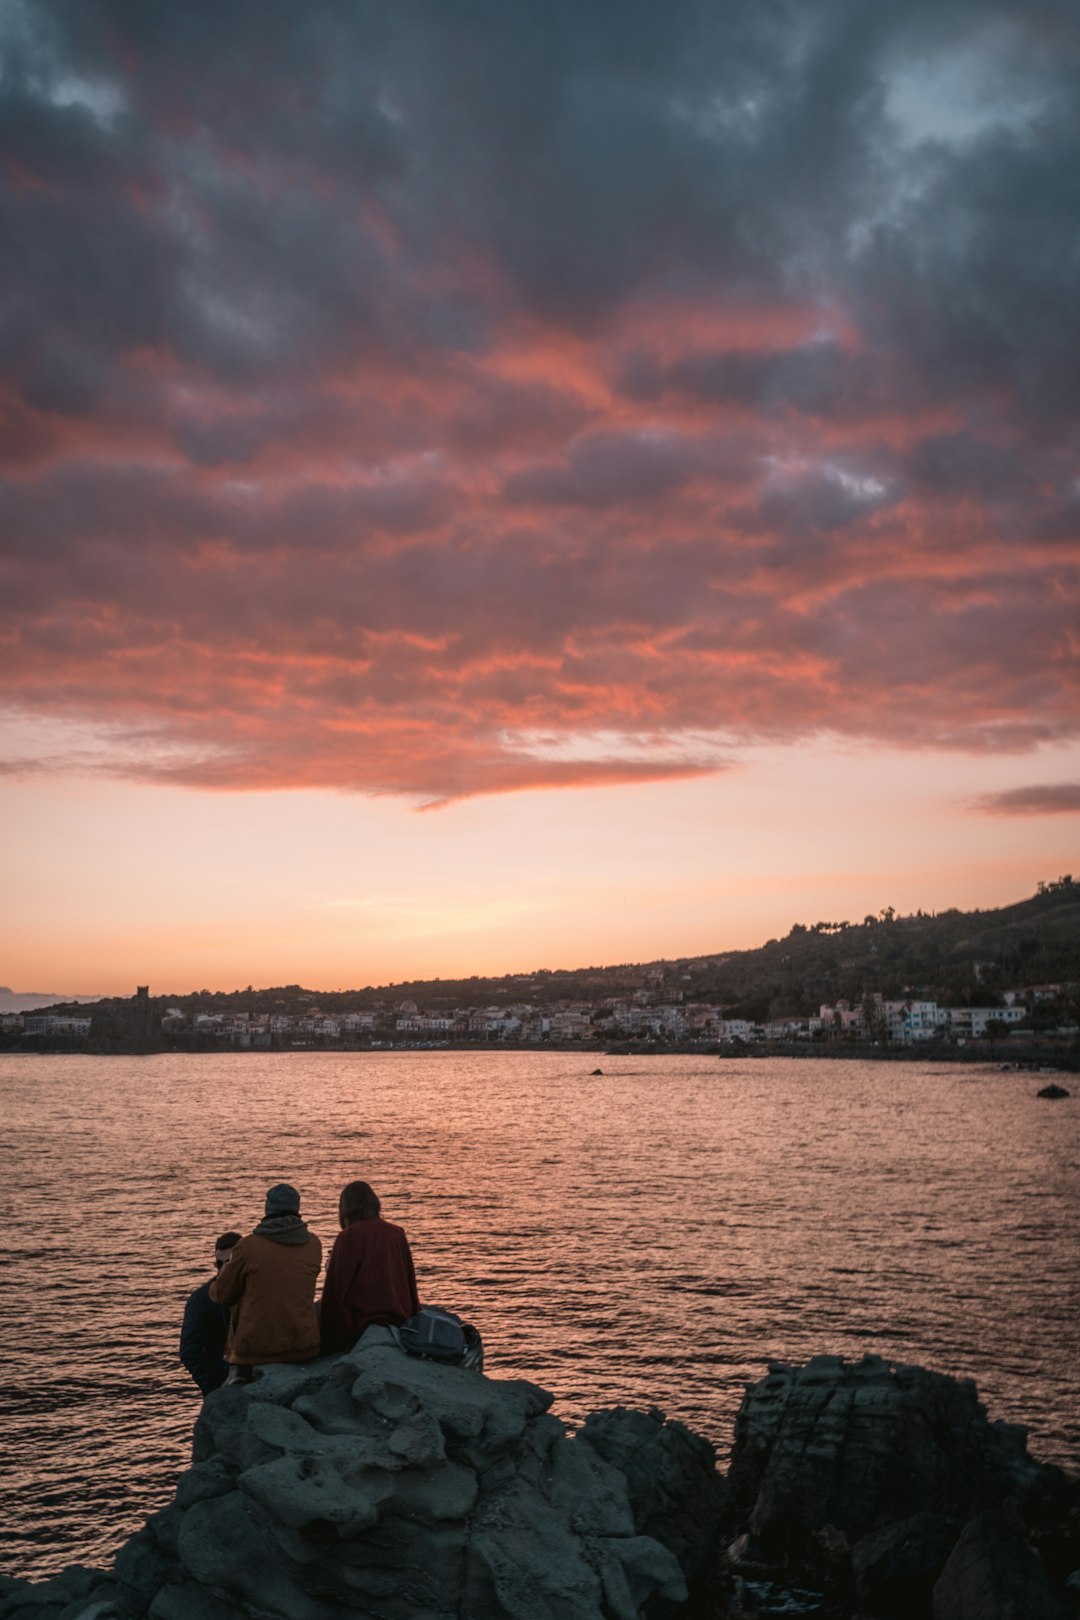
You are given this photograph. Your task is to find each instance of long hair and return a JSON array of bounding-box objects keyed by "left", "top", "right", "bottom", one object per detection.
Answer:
[{"left": 339, "top": 1180, "right": 381, "bottom": 1227}]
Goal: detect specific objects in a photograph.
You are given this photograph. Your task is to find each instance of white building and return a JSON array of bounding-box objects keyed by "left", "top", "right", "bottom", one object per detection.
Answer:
[
  {"left": 880, "top": 999, "right": 940, "bottom": 1043},
  {"left": 22, "top": 1014, "right": 92, "bottom": 1036},
  {"left": 717, "top": 1018, "right": 758, "bottom": 1041},
  {"left": 945, "top": 1006, "right": 1026, "bottom": 1039}
]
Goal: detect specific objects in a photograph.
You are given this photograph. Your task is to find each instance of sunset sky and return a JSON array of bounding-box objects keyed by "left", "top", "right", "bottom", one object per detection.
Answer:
[{"left": 2, "top": 1, "right": 1079, "bottom": 997}]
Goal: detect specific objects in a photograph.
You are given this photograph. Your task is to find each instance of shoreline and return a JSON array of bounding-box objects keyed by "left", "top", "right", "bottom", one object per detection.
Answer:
[{"left": 1, "top": 1036, "right": 1076, "bottom": 1070}]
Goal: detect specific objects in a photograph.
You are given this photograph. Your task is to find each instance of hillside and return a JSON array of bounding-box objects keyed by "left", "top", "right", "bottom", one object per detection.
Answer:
[
  {"left": 36, "top": 876, "right": 1080, "bottom": 1025},
  {"left": 683, "top": 877, "right": 1080, "bottom": 1022}
]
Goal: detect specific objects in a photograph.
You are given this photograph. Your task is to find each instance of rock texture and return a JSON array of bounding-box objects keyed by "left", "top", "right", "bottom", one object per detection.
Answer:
[
  {"left": 931, "top": 1506, "right": 1068, "bottom": 1620},
  {"left": 0, "top": 1329, "right": 723, "bottom": 1620},
  {"left": 729, "top": 1353, "right": 1043, "bottom": 1551},
  {"left": 852, "top": 1510, "right": 959, "bottom": 1618},
  {"left": 3, "top": 1350, "right": 1076, "bottom": 1620},
  {"left": 0, "top": 1568, "right": 122, "bottom": 1620},
  {"left": 577, "top": 1405, "right": 731, "bottom": 1603},
  {"left": 727, "top": 1354, "right": 1079, "bottom": 1619}
]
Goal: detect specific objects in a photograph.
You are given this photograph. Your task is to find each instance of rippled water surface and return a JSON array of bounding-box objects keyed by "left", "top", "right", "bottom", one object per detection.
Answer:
[{"left": 1, "top": 1051, "right": 1078, "bottom": 1578}]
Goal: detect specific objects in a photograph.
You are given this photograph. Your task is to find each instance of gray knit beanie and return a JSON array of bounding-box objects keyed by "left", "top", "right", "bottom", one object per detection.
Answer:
[{"left": 264, "top": 1182, "right": 301, "bottom": 1215}]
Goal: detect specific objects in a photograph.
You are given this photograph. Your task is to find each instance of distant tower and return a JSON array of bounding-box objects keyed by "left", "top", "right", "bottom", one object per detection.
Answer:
[{"left": 134, "top": 985, "right": 152, "bottom": 1038}]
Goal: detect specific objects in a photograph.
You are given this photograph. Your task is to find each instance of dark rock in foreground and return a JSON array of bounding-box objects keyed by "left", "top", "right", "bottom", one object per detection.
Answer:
[
  {"left": 2, "top": 1350, "right": 1077, "bottom": 1620},
  {"left": 727, "top": 1354, "right": 1079, "bottom": 1618},
  {"left": 578, "top": 1405, "right": 731, "bottom": 1599},
  {"left": 932, "top": 1506, "right": 1068, "bottom": 1619},
  {"left": 729, "top": 1353, "right": 1044, "bottom": 1550},
  {"left": 852, "top": 1510, "right": 959, "bottom": 1618},
  {"left": 0, "top": 1328, "right": 720, "bottom": 1620},
  {"left": 1037, "top": 1083, "right": 1071, "bottom": 1098}
]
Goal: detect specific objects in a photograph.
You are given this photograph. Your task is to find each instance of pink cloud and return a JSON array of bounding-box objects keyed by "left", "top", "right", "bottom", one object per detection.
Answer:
[{"left": 2, "top": 4, "right": 1080, "bottom": 804}]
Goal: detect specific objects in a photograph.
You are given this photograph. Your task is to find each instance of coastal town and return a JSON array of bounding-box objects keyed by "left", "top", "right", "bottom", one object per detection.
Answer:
[
  {"left": 2, "top": 981, "right": 1074, "bottom": 1052},
  {"left": 5, "top": 882, "right": 1076, "bottom": 1056}
]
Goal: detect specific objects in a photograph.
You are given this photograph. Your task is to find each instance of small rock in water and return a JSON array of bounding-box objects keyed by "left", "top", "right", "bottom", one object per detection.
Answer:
[{"left": 1036, "top": 1083, "right": 1070, "bottom": 1099}]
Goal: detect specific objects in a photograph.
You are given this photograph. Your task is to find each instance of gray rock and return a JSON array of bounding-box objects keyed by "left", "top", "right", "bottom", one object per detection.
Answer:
[
  {"left": 113, "top": 1527, "right": 178, "bottom": 1610},
  {"left": 0, "top": 1568, "right": 125, "bottom": 1620},
  {"left": 730, "top": 1354, "right": 1046, "bottom": 1551},
  {"left": 577, "top": 1404, "right": 730, "bottom": 1586},
  {"left": 932, "top": 1507, "right": 1067, "bottom": 1619},
  {"left": 105, "top": 1325, "right": 692, "bottom": 1619},
  {"left": 172, "top": 1458, "right": 234, "bottom": 1512},
  {"left": 57, "top": 1600, "right": 126, "bottom": 1620},
  {"left": 147, "top": 1585, "right": 250, "bottom": 1620}
]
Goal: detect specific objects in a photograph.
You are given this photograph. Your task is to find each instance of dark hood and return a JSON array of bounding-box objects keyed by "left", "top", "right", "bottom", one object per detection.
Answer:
[{"left": 253, "top": 1212, "right": 311, "bottom": 1245}]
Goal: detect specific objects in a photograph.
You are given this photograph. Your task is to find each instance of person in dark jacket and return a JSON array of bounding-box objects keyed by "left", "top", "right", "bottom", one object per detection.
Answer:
[
  {"left": 179, "top": 1231, "right": 242, "bottom": 1395},
  {"left": 320, "top": 1180, "right": 420, "bottom": 1354}
]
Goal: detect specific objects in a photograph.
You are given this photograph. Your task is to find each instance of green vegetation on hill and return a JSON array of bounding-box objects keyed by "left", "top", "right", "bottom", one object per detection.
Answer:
[{"left": 690, "top": 877, "right": 1079, "bottom": 1023}]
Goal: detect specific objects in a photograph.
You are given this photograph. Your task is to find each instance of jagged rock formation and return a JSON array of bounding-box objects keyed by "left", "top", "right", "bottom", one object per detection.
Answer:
[
  {"left": 577, "top": 1405, "right": 730, "bottom": 1592},
  {"left": 0, "top": 1567, "right": 120, "bottom": 1620},
  {"left": 0, "top": 1329, "right": 721, "bottom": 1620},
  {"left": 3, "top": 1351, "right": 1077, "bottom": 1620},
  {"left": 931, "top": 1506, "right": 1067, "bottom": 1620},
  {"left": 727, "top": 1354, "right": 1079, "bottom": 1618},
  {"left": 729, "top": 1353, "right": 1045, "bottom": 1548}
]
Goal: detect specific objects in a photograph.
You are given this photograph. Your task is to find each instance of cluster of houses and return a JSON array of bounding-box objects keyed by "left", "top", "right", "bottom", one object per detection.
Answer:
[
  {"left": 4, "top": 985, "right": 1066, "bottom": 1048},
  {"left": 1, "top": 1013, "right": 94, "bottom": 1038}
]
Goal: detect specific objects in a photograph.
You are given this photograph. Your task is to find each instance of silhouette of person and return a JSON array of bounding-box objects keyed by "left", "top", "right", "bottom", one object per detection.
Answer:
[
  {"left": 179, "top": 1231, "right": 241, "bottom": 1395},
  {"left": 320, "top": 1180, "right": 420, "bottom": 1353},
  {"left": 210, "top": 1184, "right": 322, "bottom": 1381}
]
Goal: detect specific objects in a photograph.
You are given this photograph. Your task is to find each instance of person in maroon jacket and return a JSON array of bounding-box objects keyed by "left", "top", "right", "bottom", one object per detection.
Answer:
[{"left": 319, "top": 1179, "right": 421, "bottom": 1353}]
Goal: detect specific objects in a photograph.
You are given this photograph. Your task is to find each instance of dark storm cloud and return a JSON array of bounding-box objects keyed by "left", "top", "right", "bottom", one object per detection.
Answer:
[
  {"left": 904, "top": 432, "right": 1031, "bottom": 500},
  {"left": 502, "top": 430, "right": 706, "bottom": 508},
  {"left": 6, "top": 0, "right": 1080, "bottom": 386},
  {"left": 618, "top": 340, "right": 926, "bottom": 424},
  {"left": 2, "top": 0, "right": 1079, "bottom": 798}
]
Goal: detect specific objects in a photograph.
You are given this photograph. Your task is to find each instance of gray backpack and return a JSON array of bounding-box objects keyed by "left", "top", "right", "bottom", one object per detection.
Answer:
[{"left": 395, "top": 1306, "right": 484, "bottom": 1371}]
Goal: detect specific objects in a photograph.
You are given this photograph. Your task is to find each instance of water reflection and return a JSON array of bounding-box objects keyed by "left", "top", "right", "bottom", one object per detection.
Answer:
[{"left": 0, "top": 1051, "right": 1077, "bottom": 1578}]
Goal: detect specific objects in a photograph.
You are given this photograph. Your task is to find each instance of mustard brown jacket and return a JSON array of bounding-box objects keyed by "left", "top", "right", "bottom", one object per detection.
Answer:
[{"left": 210, "top": 1230, "right": 322, "bottom": 1365}]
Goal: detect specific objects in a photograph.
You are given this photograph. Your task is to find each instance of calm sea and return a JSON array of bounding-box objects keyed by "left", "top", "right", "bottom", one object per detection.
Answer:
[{"left": 1, "top": 1051, "right": 1077, "bottom": 1580}]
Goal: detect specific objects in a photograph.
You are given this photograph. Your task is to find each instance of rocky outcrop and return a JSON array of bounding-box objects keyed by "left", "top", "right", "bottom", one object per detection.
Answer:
[
  {"left": 577, "top": 1405, "right": 731, "bottom": 1598},
  {"left": 2, "top": 1350, "right": 1076, "bottom": 1620},
  {"left": 729, "top": 1353, "right": 1043, "bottom": 1550},
  {"left": 727, "top": 1354, "right": 1079, "bottom": 1619},
  {"left": 152, "top": 1334, "right": 702, "bottom": 1620},
  {"left": 0, "top": 1329, "right": 724, "bottom": 1620},
  {"left": 0, "top": 1566, "right": 122, "bottom": 1620},
  {"left": 851, "top": 1510, "right": 959, "bottom": 1618}
]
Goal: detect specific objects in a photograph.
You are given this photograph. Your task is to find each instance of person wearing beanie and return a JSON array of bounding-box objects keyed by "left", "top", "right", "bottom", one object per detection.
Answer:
[
  {"left": 179, "top": 1230, "right": 242, "bottom": 1395},
  {"left": 210, "top": 1184, "right": 322, "bottom": 1377}
]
